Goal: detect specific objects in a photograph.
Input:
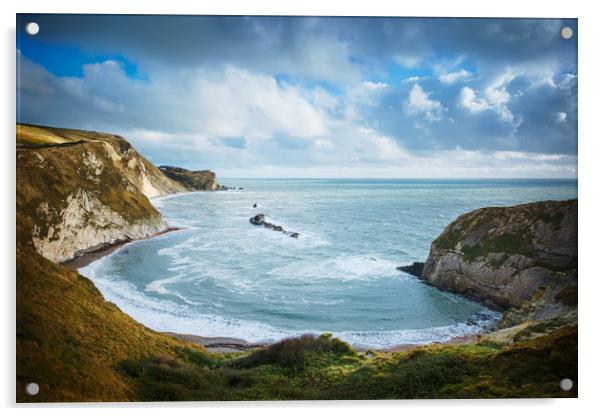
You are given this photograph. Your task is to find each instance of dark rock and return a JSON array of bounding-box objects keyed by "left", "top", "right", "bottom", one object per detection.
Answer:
[
  {"left": 239, "top": 187, "right": 243, "bottom": 190},
  {"left": 396, "top": 262, "right": 425, "bottom": 277},
  {"left": 253, "top": 203, "right": 258, "bottom": 208},
  {"left": 249, "top": 214, "right": 265, "bottom": 225},
  {"left": 248, "top": 214, "right": 299, "bottom": 239}
]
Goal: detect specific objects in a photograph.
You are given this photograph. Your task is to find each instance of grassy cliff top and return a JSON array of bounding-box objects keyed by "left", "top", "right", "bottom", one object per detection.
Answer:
[{"left": 17, "top": 123, "right": 127, "bottom": 147}]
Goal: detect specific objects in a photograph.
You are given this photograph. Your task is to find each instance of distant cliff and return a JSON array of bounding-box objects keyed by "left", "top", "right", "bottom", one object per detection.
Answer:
[
  {"left": 16, "top": 124, "right": 188, "bottom": 263},
  {"left": 420, "top": 199, "right": 577, "bottom": 324},
  {"left": 159, "top": 165, "right": 218, "bottom": 191}
]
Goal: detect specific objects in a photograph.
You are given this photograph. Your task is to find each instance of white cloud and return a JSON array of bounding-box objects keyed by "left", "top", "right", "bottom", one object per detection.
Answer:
[
  {"left": 558, "top": 73, "right": 577, "bottom": 89},
  {"left": 404, "top": 83, "right": 445, "bottom": 122},
  {"left": 193, "top": 66, "right": 328, "bottom": 141},
  {"left": 361, "top": 81, "right": 389, "bottom": 90},
  {"left": 438, "top": 69, "right": 471, "bottom": 85},
  {"left": 458, "top": 70, "right": 517, "bottom": 123},
  {"left": 556, "top": 112, "right": 567, "bottom": 123},
  {"left": 459, "top": 87, "right": 489, "bottom": 112},
  {"left": 401, "top": 76, "right": 421, "bottom": 83},
  {"left": 393, "top": 54, "right": 422, "bottom": 68}
]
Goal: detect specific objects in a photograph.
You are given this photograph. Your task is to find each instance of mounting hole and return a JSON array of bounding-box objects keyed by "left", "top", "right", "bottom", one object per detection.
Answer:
[
  {"left": 25, "top": 22, "right": 39, "bottom": 36},
  {"left": 559, "top": 378, "right": 573, "bottom": 391},
  {"left": 25, "top": 382, "right": 39, "bottom": 396},
  {"left": 560, "top": 26, "right": 573, "bottom": 40}
]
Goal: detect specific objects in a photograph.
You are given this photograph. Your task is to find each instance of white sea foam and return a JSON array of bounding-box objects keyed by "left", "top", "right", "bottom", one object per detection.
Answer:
[
  {"left": 80, "top": 267, "right": 501, "bottom": 348},
  {"left": 268, "top": 254, "right": 404, "bottom": 282}
]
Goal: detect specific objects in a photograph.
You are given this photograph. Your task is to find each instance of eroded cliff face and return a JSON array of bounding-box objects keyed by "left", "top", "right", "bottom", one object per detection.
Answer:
[
  {"left": 16, "top": 124, "right": 186, "bottom": 263},
  {"left": 421, "top": 200, "right": 577, "bottom": 323}
]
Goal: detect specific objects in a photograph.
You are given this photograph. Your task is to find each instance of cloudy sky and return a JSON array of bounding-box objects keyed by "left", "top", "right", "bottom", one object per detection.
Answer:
[{"left": 17, "top": 15, "right": 577, "bottom": 178}]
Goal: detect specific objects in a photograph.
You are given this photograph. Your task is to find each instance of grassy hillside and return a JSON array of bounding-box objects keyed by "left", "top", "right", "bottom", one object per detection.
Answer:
[{"left": 16, "top": 246, "right": 210, "bottom": 402}]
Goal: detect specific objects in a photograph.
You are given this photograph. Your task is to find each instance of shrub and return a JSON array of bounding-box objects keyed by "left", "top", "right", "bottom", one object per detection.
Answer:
[{"left": 236, "top": 334, "right": 355, "bottom": 372}]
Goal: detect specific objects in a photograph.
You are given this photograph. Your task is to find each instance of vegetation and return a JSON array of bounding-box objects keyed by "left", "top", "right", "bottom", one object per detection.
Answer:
[
  {"left": 16, "top": 246, "right": 208, "bottom": 402},
  {"left": 117, "top": 326, "right": 577, "bottom": 401},
  {"left": 432, "top": 200, "right": 576, "bottom": 264}
]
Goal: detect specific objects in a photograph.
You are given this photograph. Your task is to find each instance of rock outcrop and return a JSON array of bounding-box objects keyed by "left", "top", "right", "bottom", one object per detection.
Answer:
[
  {"left": 159, "top": 165, "right": 218, "bottom": 191},
  {"left": 17, "top": 123, "right": 187, "bottom": 263},
  {"left": 249, "top": 213, "right": 300, "bottom": 238},
  {"left": 420, "top": 200, "right": 577, "bottom": 323},
  {"left": 396, "top": 262, "right": 425, "bottom": 277}
]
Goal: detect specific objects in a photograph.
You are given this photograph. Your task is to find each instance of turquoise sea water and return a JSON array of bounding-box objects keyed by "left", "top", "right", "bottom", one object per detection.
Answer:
[{"left": 80, "top": 179, "right": 577, "bottom": 348}]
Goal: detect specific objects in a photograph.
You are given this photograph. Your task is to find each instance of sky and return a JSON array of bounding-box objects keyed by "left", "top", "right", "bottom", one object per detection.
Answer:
[{"left": 17, "top": 15, "right": 577, "bottom": 178}]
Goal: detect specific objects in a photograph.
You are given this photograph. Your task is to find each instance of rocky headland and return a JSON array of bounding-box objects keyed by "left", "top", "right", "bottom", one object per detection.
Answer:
[
  {"left": 158, "top": 165, "right": 219, "bottom": 191},
  {"left": 398, "top": 199, "right": 577, "bottom": 336}
]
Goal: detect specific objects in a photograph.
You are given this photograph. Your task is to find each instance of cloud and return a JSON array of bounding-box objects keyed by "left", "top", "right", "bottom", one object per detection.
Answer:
[
  {"left": 438, "top": 69, "right": 471, "bottom": 85},
  {"left": 404, "top": 84, "right": 445, "bottom": 122},
  {"left": 459, "top": 87, "right": 490, "bottom": 113},
  {"left": 193, "top": 67, "right": 328, "bottom": 141},
  {"left": 17, "top": 15, "right": 577, "bottom": 177},
  {"left": 459, "top": 70, "right": 518, "bottom": 124}
]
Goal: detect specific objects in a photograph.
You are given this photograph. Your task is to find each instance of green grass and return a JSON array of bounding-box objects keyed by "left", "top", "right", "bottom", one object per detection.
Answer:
[{"left": 115, "top": 325, "right": 577, "bottom": 401}]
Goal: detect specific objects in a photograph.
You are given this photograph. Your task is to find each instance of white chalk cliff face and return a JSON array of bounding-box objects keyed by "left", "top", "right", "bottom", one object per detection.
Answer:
[
  {"left": 31, "top": 189, "right": 166, "bottom": 263},
  {"left": 16, "top": 124, "right": 189, "bottom": 263}
]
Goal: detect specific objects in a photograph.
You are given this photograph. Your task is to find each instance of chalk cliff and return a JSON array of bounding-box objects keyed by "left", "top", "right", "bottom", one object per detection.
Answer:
[{"left": 16, "top": 124, "right": 187, "bottom": 263}]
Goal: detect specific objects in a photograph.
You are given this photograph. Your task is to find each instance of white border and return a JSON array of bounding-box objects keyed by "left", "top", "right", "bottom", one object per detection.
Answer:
[{"left": 3, "top": 1, "right": 601, "bottom": 415}]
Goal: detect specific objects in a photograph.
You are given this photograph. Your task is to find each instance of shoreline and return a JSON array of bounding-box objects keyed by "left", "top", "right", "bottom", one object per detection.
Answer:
[
  {"left": 164, "top": 331, "right": 486, "bottom": 354},
  {"left": 63, "top": 226, "right": 183, "bottom": 269}
]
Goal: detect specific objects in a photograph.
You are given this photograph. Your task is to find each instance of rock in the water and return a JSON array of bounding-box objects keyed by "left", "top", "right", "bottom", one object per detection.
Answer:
[
  {"left": 248, "top": 214, "right": 299, "bottom": 238},
  {"left": 249, "top": 213, "right": 265, "bottom": 225},
  {"left": 420, "top": 199, "right": 577, "bottom": 321},
  {"left": 253, "top": 203, "right": 258, "bottom": 208},
  {"left": 396, "top": 262, "right": 425, "bottom": 277}
]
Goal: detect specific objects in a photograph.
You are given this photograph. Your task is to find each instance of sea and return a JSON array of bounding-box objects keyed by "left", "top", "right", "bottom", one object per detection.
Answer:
[{"left": 79, "top": 179, "right": 577, "bottom": 349}]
